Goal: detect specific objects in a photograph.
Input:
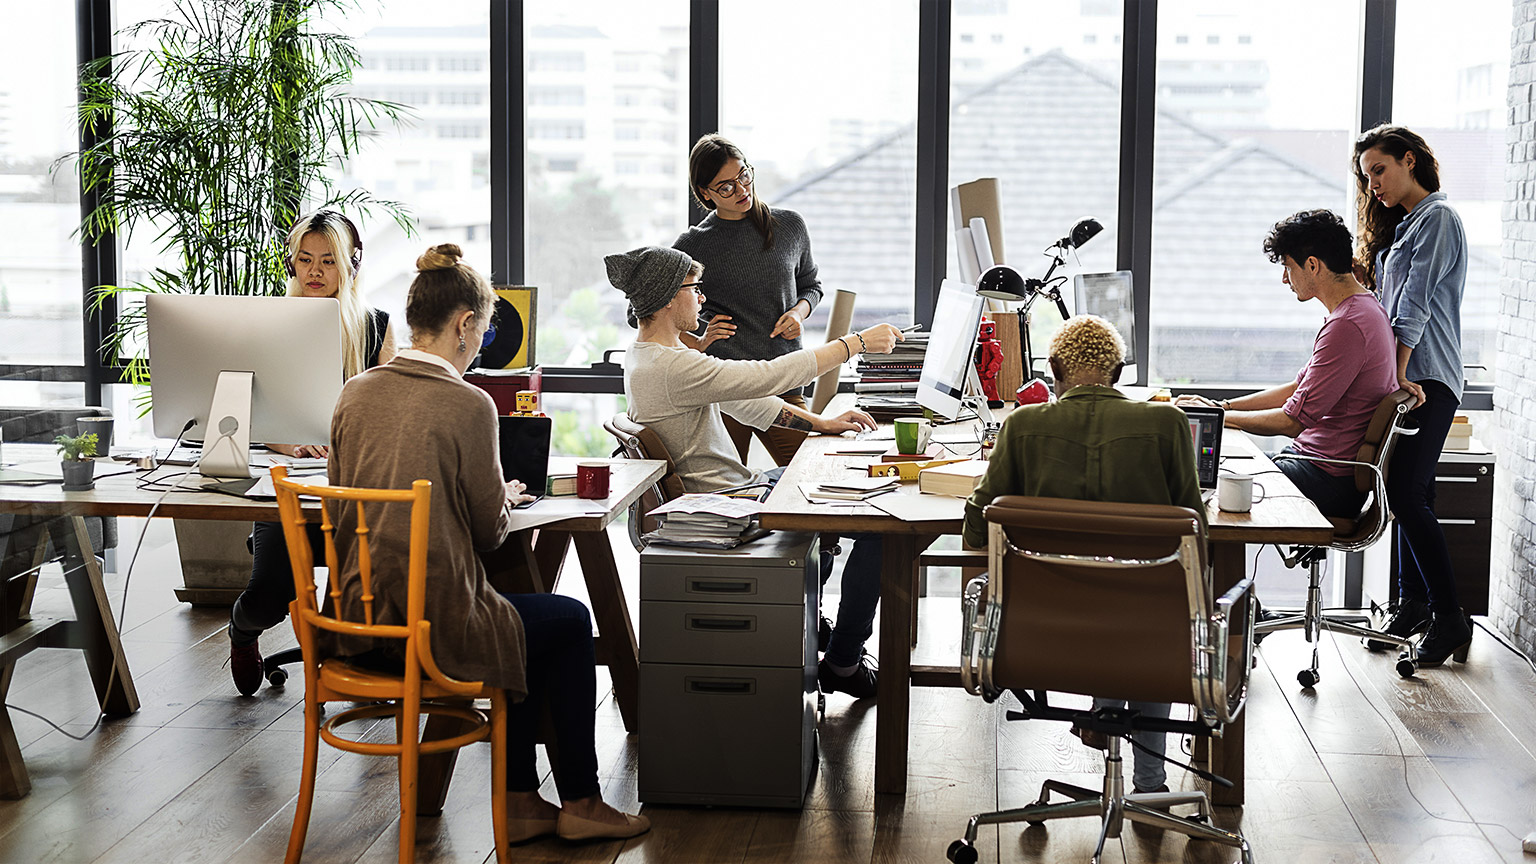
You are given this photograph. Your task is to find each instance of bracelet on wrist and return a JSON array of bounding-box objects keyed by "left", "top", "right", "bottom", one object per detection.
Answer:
[
  {"left": 855, "top": 332, "right": 868, "bottom": 353},
  {"left": 840, "top": 336, "right": 851, "bottom": 362},
  {"left": 1221, "top": 399, "right": 1231, "bottom": 411}
]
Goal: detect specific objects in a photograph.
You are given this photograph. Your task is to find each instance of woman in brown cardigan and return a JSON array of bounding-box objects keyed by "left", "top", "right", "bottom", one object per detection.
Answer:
[{"left": 325, "top": 244, "right": 648, "bottom": 844}]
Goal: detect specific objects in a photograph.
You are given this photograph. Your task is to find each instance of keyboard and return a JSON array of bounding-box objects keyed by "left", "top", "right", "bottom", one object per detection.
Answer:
[{"left": 854, "top": 429, "right": 893, "bottom": 442}]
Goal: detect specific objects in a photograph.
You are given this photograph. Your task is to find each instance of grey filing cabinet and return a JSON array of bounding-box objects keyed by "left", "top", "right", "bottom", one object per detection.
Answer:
[{"left": 638, "top": 531, "right": 818, "bottom": 808}]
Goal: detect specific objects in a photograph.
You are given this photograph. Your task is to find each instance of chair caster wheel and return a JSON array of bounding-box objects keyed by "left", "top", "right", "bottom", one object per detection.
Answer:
[
  {"left": 1396, "top": 657, "right": 1417, "bottom": 678},
  {"left": 266, "top": 667, "right": 288, "bottom": 687},
  {"left": 1297, "top": 669, "right": 1319, "bottom": 688},
  {"left": 947, "top": 839, "right": 979, "bottom": 864}
]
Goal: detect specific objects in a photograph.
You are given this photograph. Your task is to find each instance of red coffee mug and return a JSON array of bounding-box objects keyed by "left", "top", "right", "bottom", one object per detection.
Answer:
[
  {"left": 576, "top": 462, "right": 610, "bottom": 499},
  {"left": 1016, "top": 378, "right": 1051, "bottom": 405}
]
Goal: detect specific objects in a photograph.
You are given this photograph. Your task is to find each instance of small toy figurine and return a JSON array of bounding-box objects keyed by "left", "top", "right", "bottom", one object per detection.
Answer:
[
  {"left": 512, "top": 389, "right": 545, "bottom": 417},
  {"left": 974, "top": 317, "right": 1004, "bottom": 403}
]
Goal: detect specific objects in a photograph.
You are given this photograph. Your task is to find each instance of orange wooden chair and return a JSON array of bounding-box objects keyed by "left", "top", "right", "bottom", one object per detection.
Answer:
[{"left": 271, "top": 465, "right": 510, "bottom": 864}]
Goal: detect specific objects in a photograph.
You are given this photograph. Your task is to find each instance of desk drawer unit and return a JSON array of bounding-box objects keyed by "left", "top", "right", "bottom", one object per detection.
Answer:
[
  {"left": 637, "top": 531, "right": 818, "bottom": 809},
  {"left": 1389, "top": 457, "right": 1494, "bottom": 615}
]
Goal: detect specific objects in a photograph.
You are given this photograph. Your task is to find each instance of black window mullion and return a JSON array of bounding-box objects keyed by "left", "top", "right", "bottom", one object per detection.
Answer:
[
  {"left": 1118, "top": 0, "right": 1157, "bottom": 387},
  {"left": 914, "top": 0, "right": 950, "bottom": 328},
  {"left": 76, "top": 0, "right": 115, "bottom": 405},
  {"left": 688, "top": 0, "right": 719, "bottom": 227},
  {"left": 491, "top": 0, "right": 524, "bottom": 284},
  {"left": 1359, "top": 0, "right": 1396, "bottom": 132}
]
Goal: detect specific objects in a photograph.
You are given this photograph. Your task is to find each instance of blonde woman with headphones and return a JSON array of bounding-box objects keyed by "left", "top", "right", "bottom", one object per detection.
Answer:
[{"left": 229, "top": 209, "right": 396, "bottom": 695}]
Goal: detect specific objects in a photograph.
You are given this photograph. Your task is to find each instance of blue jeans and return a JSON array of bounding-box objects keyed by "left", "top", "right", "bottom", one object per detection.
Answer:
[
  {"left": 1273, "top": 447, "right": 1365, "bottom": 519},
  {"left": 758, "top": 467, "right": 882, "bottom": 668},
  {"left": 1092, "top": 697, "right": 1171, "bottom": 791},
  {"left": 501, "top": 592, "right": 601, "bottom": 800},
  {"left": 1387, "top": 380, "right": 1461, "bottom": 614}
]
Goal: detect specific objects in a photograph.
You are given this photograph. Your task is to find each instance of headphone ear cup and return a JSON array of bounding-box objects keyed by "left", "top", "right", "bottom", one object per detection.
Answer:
[{"left": 350, "top": 251, "right": 362, "bottom": 273}]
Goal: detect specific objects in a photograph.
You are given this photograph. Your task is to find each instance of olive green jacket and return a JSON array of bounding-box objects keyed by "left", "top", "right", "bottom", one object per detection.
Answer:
[{"left": 962, "top": 385, "right": 1206, "bottom": 548}]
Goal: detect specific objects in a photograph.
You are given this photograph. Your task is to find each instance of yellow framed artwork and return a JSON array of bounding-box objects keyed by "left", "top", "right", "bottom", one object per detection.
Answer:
[{"left": 482, "top": 285, "right": 537, "bottom": 369}]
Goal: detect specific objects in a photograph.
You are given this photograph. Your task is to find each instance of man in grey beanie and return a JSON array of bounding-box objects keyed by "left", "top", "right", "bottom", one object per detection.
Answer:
[{"left": 608, "top": 244, "right": 905, "bottom": 698}]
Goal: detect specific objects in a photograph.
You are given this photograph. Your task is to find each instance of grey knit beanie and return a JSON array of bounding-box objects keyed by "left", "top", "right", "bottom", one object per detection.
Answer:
[{"left": 604, "top": 246, "right": 693, "bottom": 328}]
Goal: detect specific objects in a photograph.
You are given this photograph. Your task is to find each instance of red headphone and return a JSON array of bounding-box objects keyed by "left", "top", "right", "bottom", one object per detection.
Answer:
[{"left": 285, "top": 209, "right": 364, "bottom": 277}]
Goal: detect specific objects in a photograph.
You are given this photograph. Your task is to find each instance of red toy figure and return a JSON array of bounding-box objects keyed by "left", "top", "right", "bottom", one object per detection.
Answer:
[{"left": 974, "top": 317, "right": 1004, "bottom": 403}]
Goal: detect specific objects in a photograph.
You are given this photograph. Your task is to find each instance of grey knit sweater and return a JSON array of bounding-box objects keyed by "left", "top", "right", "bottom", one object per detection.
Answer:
[{"left": 672, "top": 207, "right": 824, "bottom": 374}]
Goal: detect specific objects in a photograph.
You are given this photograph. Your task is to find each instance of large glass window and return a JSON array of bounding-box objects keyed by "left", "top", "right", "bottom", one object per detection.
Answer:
[
  {"left": 1149, "top": 2, "right": 1359, "bottom": 385},
  {"left": 0, "top": 3, "right": 83, "bottom": 375},
  {"left": 719, "top": 0, "right": 920, "bottom": 334},
  {"left": 1392, "top": 0, "right": 1511, "bottom": 388},
  {"left": 948, "top": 0, "right": 1124, "bottom": 375},
  {"left": 523, "top": 2, "right": 689, "bottom": 369}
]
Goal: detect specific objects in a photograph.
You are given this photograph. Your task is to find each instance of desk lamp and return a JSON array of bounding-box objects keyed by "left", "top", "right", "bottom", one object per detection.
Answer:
[{"left": 975, "top": 217, "right": 1102, "bottom": 386}]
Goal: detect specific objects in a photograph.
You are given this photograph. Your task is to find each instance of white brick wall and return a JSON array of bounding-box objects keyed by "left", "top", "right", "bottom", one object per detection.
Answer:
[{"left": 1491, "top": 0, "right": 1536, "bottom": 650}]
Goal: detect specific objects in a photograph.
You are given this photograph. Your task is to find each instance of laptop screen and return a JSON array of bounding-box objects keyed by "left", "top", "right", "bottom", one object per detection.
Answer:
[
  {"left": 498, "top": 415, "right": 552, "bottom": 493},
  {"left": 1181, "top": 406, "right": 1224, "bottom": 489}
]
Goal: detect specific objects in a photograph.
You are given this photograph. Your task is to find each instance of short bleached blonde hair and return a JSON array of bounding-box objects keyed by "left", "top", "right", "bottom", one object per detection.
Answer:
[{"left": 1049, "top": 314, "right": 1126, "bottom": 377}]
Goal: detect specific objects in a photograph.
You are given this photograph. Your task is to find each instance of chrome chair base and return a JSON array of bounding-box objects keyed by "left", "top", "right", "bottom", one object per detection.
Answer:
[
  {"left": 947, "top": 739, "right": 1255, "bottom": 864},
  {"left": 1260, "top": 553, "right": 1418, "bottom": 687}
]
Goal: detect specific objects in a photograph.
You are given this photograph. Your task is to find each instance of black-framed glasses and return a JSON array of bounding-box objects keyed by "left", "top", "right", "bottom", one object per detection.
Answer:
[
  {"left": 680, "top": 281, "right": 705, "bottom": 295},
  {"left": 708, "top": 165, "right": 754, "bottom": 199}
]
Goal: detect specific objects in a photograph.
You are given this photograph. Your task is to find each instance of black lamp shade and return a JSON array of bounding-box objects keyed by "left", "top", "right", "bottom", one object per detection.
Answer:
[
  {"left": 975, "top": 265, "right": 1028, "bottom": 301},
  {"left": 1066, "top": 218, "right": 1103, "bottom": 250}
]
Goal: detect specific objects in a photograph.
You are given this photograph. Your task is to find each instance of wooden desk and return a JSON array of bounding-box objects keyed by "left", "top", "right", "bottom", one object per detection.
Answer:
[
  {"left": 0, "top": 451, "right": 664, "bottom": 804},
  {"left": 758, "top": 422, "right": 1332, "bottom": 805}
]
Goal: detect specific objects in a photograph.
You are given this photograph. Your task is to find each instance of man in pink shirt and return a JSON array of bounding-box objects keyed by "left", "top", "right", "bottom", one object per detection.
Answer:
[{"left": 1177, "top": 209, "right": 1398, "bottom": 518}]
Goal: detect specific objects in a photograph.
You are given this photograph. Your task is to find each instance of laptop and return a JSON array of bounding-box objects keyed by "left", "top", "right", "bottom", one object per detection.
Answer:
[
  {"left": 1180, "top": 405, "right": 1224, "bottom": 504},
  {"left": 499, "top": 415, "right": 552, "bottom": 509}
]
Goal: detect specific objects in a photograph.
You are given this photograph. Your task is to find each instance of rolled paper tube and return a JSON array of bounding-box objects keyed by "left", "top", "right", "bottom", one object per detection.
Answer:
[
  {"left": 955, "top": 227, "right": 981, "bottom": 284},
  {"left": 811, "top": 289, "right": 857, "bottom": 415},
  {"left": 969, "top": 217, "right": 996, "bottom": 271}
]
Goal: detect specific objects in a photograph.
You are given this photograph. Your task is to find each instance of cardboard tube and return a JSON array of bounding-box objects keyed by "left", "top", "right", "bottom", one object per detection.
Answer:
[
  {"left": 811, "top": 289, "right": 857, "bottom": 415},
  {"left": 969, "top": 217, "right": 996, "bottom": 271},
  {"left": 955, "top": 227, "right": 981, "bottom": 284}
]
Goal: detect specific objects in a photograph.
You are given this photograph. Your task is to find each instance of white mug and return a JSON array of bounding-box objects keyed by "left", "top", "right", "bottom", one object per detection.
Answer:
[{"left": 1217, "top": 471, "right": 1266, "bottom": 513}]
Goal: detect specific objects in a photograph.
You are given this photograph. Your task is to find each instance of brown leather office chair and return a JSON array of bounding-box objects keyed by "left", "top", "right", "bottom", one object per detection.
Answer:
[
  {"left": 950, "top": 496, "right": 1255, "bottom": 864},
  {"left": 1259, "top": 388, "right": 1420, "bottom": 685},
  {"left": 602, "top": 413, "right": 687, "bottom": 551},
  {"left": 272, "top": 466, "right": 509, "bottom": 864}
]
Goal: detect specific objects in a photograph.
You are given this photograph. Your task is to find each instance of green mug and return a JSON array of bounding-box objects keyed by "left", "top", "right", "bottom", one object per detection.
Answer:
[{"left": 894, "top": 417, "right": 931, "bottom": 455}]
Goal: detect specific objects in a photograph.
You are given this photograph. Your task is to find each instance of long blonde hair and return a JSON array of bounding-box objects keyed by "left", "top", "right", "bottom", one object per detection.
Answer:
[{"left": 284, "top": 210, "right": 372, "bottom": 379}]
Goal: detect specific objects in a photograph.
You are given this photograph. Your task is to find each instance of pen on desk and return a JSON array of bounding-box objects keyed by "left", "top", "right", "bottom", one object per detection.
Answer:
[{"left": 899, "top": 324, "right": 923, "bottom": 333}]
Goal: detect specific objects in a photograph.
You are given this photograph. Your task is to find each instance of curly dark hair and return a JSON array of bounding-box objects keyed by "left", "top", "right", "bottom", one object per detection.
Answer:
[
  {"left": 1263, "top": 209, "right": 1355, "bottom": 276},
  {"left": 1353, "top": 125, "right": 1441, "bottom": 288}
]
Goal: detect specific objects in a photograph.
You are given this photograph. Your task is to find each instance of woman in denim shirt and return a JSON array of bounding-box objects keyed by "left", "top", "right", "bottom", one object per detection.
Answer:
[{"left": 1353, "top": 125, "right": 1471, "bottom": 668}]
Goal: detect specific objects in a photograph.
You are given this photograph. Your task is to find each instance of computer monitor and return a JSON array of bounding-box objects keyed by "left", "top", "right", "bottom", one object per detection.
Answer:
[
  {"left": 916, "top": 278, "right": 987, "bottom": 421},
  {"left": 1073, "top": 271, "right": 1137, "bottom": 372},
  {"left": 146, "top": 294, "right": 344, "bottom": 478}
]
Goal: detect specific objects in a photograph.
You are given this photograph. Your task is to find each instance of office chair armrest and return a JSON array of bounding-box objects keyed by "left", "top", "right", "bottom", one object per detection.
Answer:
[
  {"left": 1199, "top": 575, "right": 1255, "bottom": 726},
  {"left": 1270, "top": 452, "right": 1392, "bottom": 531},
  {"left": 960, "top": 574, "right": 991, "bottom": 697}
]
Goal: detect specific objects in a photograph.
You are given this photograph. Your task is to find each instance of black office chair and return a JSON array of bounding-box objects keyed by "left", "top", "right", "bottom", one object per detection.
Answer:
[
  {"left": 950, "top": 496, "right": 1256, "bottom": 864},
  {"left": 1258, "top": 388, "right": 1420, "bottom": 685}
]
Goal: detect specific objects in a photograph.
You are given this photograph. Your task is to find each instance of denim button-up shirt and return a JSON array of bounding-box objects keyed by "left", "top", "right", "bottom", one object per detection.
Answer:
[{"left": 1374, "top": 190, "right": 1467, "bottom": 401}]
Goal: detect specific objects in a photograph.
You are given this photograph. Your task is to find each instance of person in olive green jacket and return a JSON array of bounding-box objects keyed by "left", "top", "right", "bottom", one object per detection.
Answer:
[{"left": 961, "top": 313, "right": 1204, "bottom": 795}]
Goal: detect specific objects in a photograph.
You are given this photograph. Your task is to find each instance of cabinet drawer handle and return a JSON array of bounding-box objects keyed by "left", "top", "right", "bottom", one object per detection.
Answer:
[
  {"left": 1435, "top": 476, "right": 1478, "bottom": 483},
  {"left": 687, "top": 616, "right": 755, "bottom": 632},
  {"left": 688, "top": 579, "right": 753, "bottom": 594},
  {"left": 686, "top": 678, "right": 756, "bottom": 695},
  {"left": 1437, "top": 518, "right": 1477, "bottom": 526}
]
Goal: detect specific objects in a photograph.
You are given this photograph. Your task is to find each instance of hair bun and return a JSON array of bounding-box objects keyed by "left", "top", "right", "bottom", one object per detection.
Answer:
[{"left": 416, "top": 243, "right": 463, "bottom": 272}]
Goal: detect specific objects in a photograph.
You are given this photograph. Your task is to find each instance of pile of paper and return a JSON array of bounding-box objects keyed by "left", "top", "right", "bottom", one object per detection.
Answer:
[
  {"left": 643, "top": 494, "right": 769, "bottom": 549},
  {"left": 799, "top": 475, "right": 900, "bottom": 503}
]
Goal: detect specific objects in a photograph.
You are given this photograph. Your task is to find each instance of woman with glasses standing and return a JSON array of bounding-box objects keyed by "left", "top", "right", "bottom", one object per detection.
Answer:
[
  {"left": 673, "top": 133, "right": 824, "bottom": 467},
  {"left": 228, "top": 209, "right": 397, "bottom": 696},
  {"left": 1353, "top": 125, "right": 1472, "bottom": 669}
]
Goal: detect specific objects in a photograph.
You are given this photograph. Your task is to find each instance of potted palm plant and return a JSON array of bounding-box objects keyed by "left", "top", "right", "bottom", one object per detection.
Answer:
[
  {"left": 70, "top": 0, "right": 412, "bottom": 602},
  {"left": 55, "top": 433, "right": 100, "bottom": 491}
]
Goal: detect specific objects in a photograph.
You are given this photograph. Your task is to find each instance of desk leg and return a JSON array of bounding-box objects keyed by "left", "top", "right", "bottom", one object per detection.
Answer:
[
  {"left": 1210, "top": 541, "right": 1246, "bottom": 807},
  {"left": 0, "top": 521, "right": 49, "bottom": 799},
  {"left": 52, "top": 517, "right": 138, "bottom": 716},
  {"left": 875, "top": 533, "right": 919, "bottom": 795},
  {"left": 533, "top": 531, "right": 571, "bottom": 593},
  {"left": 570, "top": 532, "right": 639, "bottom": 734}
]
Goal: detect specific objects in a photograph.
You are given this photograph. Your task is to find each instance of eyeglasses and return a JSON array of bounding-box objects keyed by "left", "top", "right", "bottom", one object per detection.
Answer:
[
  {"left": 707, "top": 165, "right": 754, "bottom": 199},
  {"left": 680, "top": 281, "right": 705, "bottom": 295}
]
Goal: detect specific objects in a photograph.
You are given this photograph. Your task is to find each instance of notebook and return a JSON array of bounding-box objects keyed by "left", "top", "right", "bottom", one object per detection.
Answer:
[{"left": 498, "top": 415, "right": 552, "bottom": 509}]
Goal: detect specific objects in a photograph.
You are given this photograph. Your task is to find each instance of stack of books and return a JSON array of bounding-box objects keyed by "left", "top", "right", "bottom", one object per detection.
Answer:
[
  {"left": 854, "top": 332, "right": 929, "bottom": 421},
  {"left": 917, "top": 460, "right": 990, "bottom": 497},
  {"left": 798, "top": 475, "right": 900, "bottom": 503},
  {"left": 643, "top": 494, "right": 768, "bottom": 549}
]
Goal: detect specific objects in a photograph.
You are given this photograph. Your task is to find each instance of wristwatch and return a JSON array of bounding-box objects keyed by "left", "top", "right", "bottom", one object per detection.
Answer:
[{"left": 1220, "top": 399, "right": 1231, "bottom": 411}]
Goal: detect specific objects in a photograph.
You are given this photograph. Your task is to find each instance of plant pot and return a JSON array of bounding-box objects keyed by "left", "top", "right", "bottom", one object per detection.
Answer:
[
  {"left": 171, "top": 519, "right": 254, "bottom": 606},
  {"left": 60, "top": 459, "right": 95, "bottom": 491}
]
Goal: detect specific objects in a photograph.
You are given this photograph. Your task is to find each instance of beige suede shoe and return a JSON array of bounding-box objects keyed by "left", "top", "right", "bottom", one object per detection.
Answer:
[{"left": 556, "top": 810, "right": 651, "bottom": 842}]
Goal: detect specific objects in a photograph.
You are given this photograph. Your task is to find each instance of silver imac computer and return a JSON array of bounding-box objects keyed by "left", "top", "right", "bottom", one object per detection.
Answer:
[
  {"left": 146, "top": 294, "right": 344, "bottom": 479},
  {"left": 1073, "top": 270, "right": 1137, "bottom": 381},
  {"left": 916, "top": 278, "right": 988, "bottom": 422}
]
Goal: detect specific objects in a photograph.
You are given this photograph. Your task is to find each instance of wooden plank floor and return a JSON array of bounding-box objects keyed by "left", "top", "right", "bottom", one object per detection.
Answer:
[{"left": 1, "top": 519, "right": 1533, "bottom": 863}]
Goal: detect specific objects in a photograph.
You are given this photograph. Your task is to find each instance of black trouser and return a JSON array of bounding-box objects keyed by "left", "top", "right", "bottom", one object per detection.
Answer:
[
  {"left": 229, "top": 520, "right": 322, "bottom": 647},
  {"left": 501, "top": 593, "right": 601, "bottom": 799},
  {"left": 1387, "top": 379, "right": 1461, "bottom": 615}
]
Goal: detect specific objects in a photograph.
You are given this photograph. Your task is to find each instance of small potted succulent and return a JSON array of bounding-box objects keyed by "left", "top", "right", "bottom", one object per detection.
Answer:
[{"left": 55, "top": 432, "right": 99, "bottom": 491}]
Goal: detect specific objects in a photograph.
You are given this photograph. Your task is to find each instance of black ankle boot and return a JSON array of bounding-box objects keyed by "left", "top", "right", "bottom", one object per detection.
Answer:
[
  {"left": 1408, "top": 609, "right": 1472, "bottom": 668},
  {"left": 1366, "top": 599, "right": 1432, "bottom": 651}
]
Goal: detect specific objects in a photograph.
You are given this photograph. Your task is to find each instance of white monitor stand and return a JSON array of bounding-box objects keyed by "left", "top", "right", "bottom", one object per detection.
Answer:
[
  {"left": 963, "top": 361, "right": 998, "bottom": 430},
  {"left": 197, "top": 370, "right": 255, "bottom": 479}
]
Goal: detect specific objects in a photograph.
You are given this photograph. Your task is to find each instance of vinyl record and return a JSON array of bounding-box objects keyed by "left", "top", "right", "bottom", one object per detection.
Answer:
[{"left": 478, "top": 295, "right": 527, "bottom": 368}]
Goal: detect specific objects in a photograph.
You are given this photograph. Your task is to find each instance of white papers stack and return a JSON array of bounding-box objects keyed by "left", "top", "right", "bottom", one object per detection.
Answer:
[
  {"left": 644, "top": 494, "right": 769, "bottom": 549},
  {"left": 799, "top": 476, "right": 900, "bottom": 503}
]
